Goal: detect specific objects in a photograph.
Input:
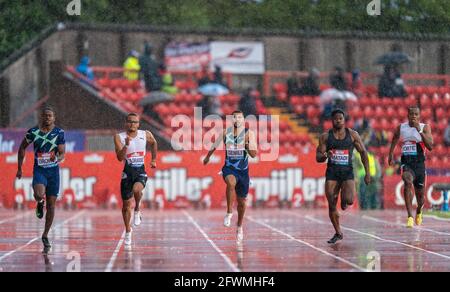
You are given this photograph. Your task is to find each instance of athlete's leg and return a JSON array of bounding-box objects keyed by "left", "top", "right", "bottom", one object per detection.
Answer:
[
  {"left": 42, "top": 195, "right": 57, "bottom": 238},
  {"left": 402, "top": 170, "right": 415, "bottom": 218},
  {"left": 224, "top": 175, "right": 237, "bottom": 214},
  {"left": 132, "top": 182, "right": 145, "bottom": 212},
  {"left": 341, "top": 180, "right": 356, "bottom": 211},
  {"left": 33, "top": 184, "right": 46, "bottom": 202},
  {"left": 122, "top": 198, "right": 133, "bottom": 233},
  {"left": 326, "top": 180, "right": 342, "bottom": 236}
]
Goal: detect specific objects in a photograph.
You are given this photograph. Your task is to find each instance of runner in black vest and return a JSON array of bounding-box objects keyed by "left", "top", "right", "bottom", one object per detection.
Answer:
[{"left": 316, "top": 109, "right": 371, "bottom": 244}]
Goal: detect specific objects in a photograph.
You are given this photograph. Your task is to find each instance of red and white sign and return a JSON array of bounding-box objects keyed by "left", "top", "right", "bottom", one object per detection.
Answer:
[
  {"left": 210, "top": 41, "right": 265, "bottom": 74},
  {"left": 384, "top": 175, "right": 450, "bottom": 209},
  {"left": 164, "top": 42, "right": 211, "bottom": 72},
  {"left": 0, "top": 151, "right": 325, "bottom": 209}
]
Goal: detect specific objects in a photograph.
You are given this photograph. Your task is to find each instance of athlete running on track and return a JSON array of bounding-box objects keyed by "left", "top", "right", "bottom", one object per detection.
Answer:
[
  {"left": 388, "top": 106, "right": 433, "bottom": 228},
  {"left": 203, "top": 111, "right": 257, "bottom": 243},
  {"left": 316, "top": 109, "right": 371, "bottom": 244},
  {"left": 16, "top": 106, "right": 65, "bottom": 254},
  {"left": 114, "top": 113, "right": 157, "bottom": 246}
]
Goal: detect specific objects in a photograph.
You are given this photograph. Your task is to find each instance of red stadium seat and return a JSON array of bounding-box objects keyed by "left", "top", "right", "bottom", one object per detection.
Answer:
[{"left": 273, "top": 83, "right": 287, "bottom": 94}]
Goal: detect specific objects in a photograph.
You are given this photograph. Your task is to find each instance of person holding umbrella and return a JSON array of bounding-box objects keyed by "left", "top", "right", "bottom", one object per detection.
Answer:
[{"left": 375, "top": 51, "right": 412, "bottom": 98}]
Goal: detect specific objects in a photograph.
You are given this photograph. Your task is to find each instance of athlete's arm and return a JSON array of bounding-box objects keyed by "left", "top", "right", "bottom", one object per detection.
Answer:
[
  {"left": 351, "top": 129, "right": 371, "bottom": 185},
  {"left": 57, "top": 144, "right": 66, "bottom": 164},
  {"left": 16, "top": 138, "right": 30, "bottom": 179},
  {"left": 203, "top": 130, "right": 224, "bottom": 165},
  {"left": 388, "top": 125, "right": 401, "bottom": 166},
  {"left": 114, "top": 134, "right": 128, "bottom": 162},
  {"left": 146, "top": 130, "right": 158, "bottom": 168},
  {"left": 245, "top": 130, "right": 258, "bottom": 158},
  {"left": 316, "top": 133, "right": 329, "bottom": 163},
  {"left": 419, "top": 124, "right": 434, "bottom": 151}
]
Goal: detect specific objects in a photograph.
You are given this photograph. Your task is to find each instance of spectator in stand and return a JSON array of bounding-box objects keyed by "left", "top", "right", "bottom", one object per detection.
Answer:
[
  {"left": 287, "top": 72, "right": 300, "bottom": 97},
  {"left": 329, "top": 66, "right": 348, "bottom": 91},
  {"left": 444, "top": 120, "right": 450, "bottom": 147},
  {"left": 123, "top": 50, "right": 141, "bottom": 81},
  {"left": 299, "top": 68, "right": 321, "bottom": 96},
  {"left": 213, "top": 65, "right": 226, "bottom": 87},
  {"left": 159, "top": 64, "right": 178, "bottom": 95},
  {"left": 76, "top": 56, "right": 94, "bottom": 81},
  {"left": 139, "top": 42, "right": 161, "bottom": 92},
  {"left": 351, "top": 69, "right": 363, "bottom": 97},
  {"left": 239, "top": 87, "right": 258, "bottom": 117},
  {"left": 197, "top": 95, "right": 223, "bottom": 117},
  {"left": 378, "top": 65, "right": 407, "bottom": 98},
  {"left": 354, "top": 149, "right": 382, "bottom": 210},
  {"left": 197, "top": 66, "right": 211, "bottom": 87}
]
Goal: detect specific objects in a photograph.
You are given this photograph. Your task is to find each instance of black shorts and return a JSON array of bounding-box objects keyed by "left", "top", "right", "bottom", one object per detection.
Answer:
[
  {"left": 121, "top": 167, "right": 148, "bottom": 201},
  {"left": 401, "top": 162, "right": 426, "bottom": 189},
  {"left": 326, "top": 166, "right": 354, "bottom": 182}
]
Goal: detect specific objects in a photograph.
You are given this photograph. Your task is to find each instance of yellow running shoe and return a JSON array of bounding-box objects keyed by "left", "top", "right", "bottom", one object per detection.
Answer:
[
  {"left": 416, "top": 213, "right": 423, "bottom": 226},
  {"left": 407, "top": 217, "right": 414, "bottom": 228}
]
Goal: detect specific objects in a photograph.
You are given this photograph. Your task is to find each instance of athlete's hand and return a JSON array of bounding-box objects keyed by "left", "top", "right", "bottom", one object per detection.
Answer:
[
  {"left": 150, "top": 160, "right": 157, "bottom": 168},
  {"left": 364, "top": 174, "right": 371, "bottom": 185},
  {"left": 203, "top": 156, "right": 210, "bottom": 165},
  {"left": 125, "top": 136, "right": 130, "bottom": 146},
  {"left": 326, "top": 150, "right": 333, "bottom": 159},
  {"left": 16, "top": 169, "right": 22, "bottom": 180},
  {"left": 413, "top": 121, "right": 421, "bottom": 133},
  {"left": 388, "top": 153, "right": 394, "bottom": 166}
]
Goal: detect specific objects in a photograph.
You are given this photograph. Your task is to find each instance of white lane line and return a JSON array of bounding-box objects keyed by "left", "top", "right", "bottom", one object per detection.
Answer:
[
  {"left": 301, "top": 214, "right": 450, "bottom": 261},
  {"left": 423, "top": 215, "right": 450, "bottom": 222},
  {"left": 183, "top": 211, "right": 240, "bottom": 272},
  {"left": 358, "top": 214, "right": 450, "bottom": 236},
  {"left": 247, "top": 216, "right": 366, "bottom": 272},
  {"left": 105, "top": 231, "right": 126, "bottom": 272},
  {"left": 0, "top": 210, "right": 86, "bottom": 262},
  {"left": 0, "top": 211, "right": 33, "bottom": 225}
]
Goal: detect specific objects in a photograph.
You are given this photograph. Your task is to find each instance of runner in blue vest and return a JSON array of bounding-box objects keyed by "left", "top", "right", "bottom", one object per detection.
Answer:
[
  {"left": 204, "top": 111, "right": 257, "bottom": 243},
  {"left": 16, "top": 106, "right": 66, "bottom": 254}
]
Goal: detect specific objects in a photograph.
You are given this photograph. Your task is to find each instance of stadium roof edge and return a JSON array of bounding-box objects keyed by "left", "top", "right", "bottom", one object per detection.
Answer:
[{"left": 1, "top": 21, "right": 450, "bottom": 74}]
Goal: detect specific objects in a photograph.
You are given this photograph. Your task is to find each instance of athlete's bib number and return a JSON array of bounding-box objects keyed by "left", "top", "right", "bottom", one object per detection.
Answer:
[
  {"left": 37, "top": 153, "right": 55, "bottom": 167},
  {"left": 402, "top": 142, "right": 417, "bottom": 156},
  {"left": 126, "top": 152, "right": 145, "bottom": 166},
  {"left": 226, "top": 145, "right": 245, "bottom": 159},
  {"left": 330, "top": 150, "right": 350, "bottom": 165}
]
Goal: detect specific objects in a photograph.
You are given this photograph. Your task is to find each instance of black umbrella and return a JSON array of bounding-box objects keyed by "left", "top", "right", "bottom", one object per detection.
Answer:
[{"left": 374, "top": 52, "right": 413, "bottom": 65}]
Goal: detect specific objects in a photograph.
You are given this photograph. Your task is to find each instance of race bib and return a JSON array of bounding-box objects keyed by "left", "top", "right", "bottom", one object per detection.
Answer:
[
  {"left": 226, "top": 144, "right": 245, "bottom": 159},
  {"left": 37, "top": 152, "right": 56, "bottom": 167},
  {"left": 330, "top": 149, "right": 350, "bottom": 165},
  {"left": 402, "top": 142, "right": 417, "bottom": 156},
  {"left": 126, "top": 152, "right": 145, "bottom": 166}
]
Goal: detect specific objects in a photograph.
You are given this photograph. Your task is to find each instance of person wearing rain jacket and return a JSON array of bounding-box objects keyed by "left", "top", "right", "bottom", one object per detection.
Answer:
[
  {"left": 76, "top": 56, "right": 95, "bottom": 81},
  {"left": 123, "top": 50, "right": 141, "bottom": 81}
]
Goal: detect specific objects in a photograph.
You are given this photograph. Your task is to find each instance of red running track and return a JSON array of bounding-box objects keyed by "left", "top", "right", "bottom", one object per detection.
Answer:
[{"left": 0, "top": 209, "right": 449, "bottom": 272}]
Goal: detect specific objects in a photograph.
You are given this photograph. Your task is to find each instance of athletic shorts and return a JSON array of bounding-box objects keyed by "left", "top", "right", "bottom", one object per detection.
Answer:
[
  {"left": 121, "top": 166, "right": 148, "bottom": 201},
  {"left": 401, "top": 162, "right": 426, "bottom": 189},
  {"left": 325, "top": 166, "right": 355, "bottom": 182},
  {"left": 222, "top": 166, "right": 250, "bottom": 198},
  {"left": 32, "top": 166, "right": 60, "bottom": 197}
]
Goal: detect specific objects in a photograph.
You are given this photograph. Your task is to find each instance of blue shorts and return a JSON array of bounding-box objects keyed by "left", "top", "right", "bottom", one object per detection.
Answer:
[
  {"left": 222, "top": 167, "right": 249, "bottom": 198},
  {"left": 33, "top": 166, "right": 60, "bottom": 197}
]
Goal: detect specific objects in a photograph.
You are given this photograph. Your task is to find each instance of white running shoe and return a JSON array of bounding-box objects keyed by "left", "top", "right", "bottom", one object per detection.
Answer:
[
  {"left": 237, "top": 227, "right": 244, "bottom": 243},
  {"left": 134, "top": 211, "right": 142, "bottom": 226},
  {"left": 224, "top": 213, "right": 233, "bottom": 227},
  {"left": 124, "top": 229, "right": 132, "bottom": 246}
]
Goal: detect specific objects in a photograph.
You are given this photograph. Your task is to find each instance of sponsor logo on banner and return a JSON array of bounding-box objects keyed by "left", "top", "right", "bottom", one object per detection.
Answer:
[
  {"left": 0, "top": 151, "right": 330, "bottom": 209},
  {"left": 210, "top": 41, "right": 265, "bottom": 74},
  {"left": 164, "top": 42, "right": 210, "bottom": 71}
]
